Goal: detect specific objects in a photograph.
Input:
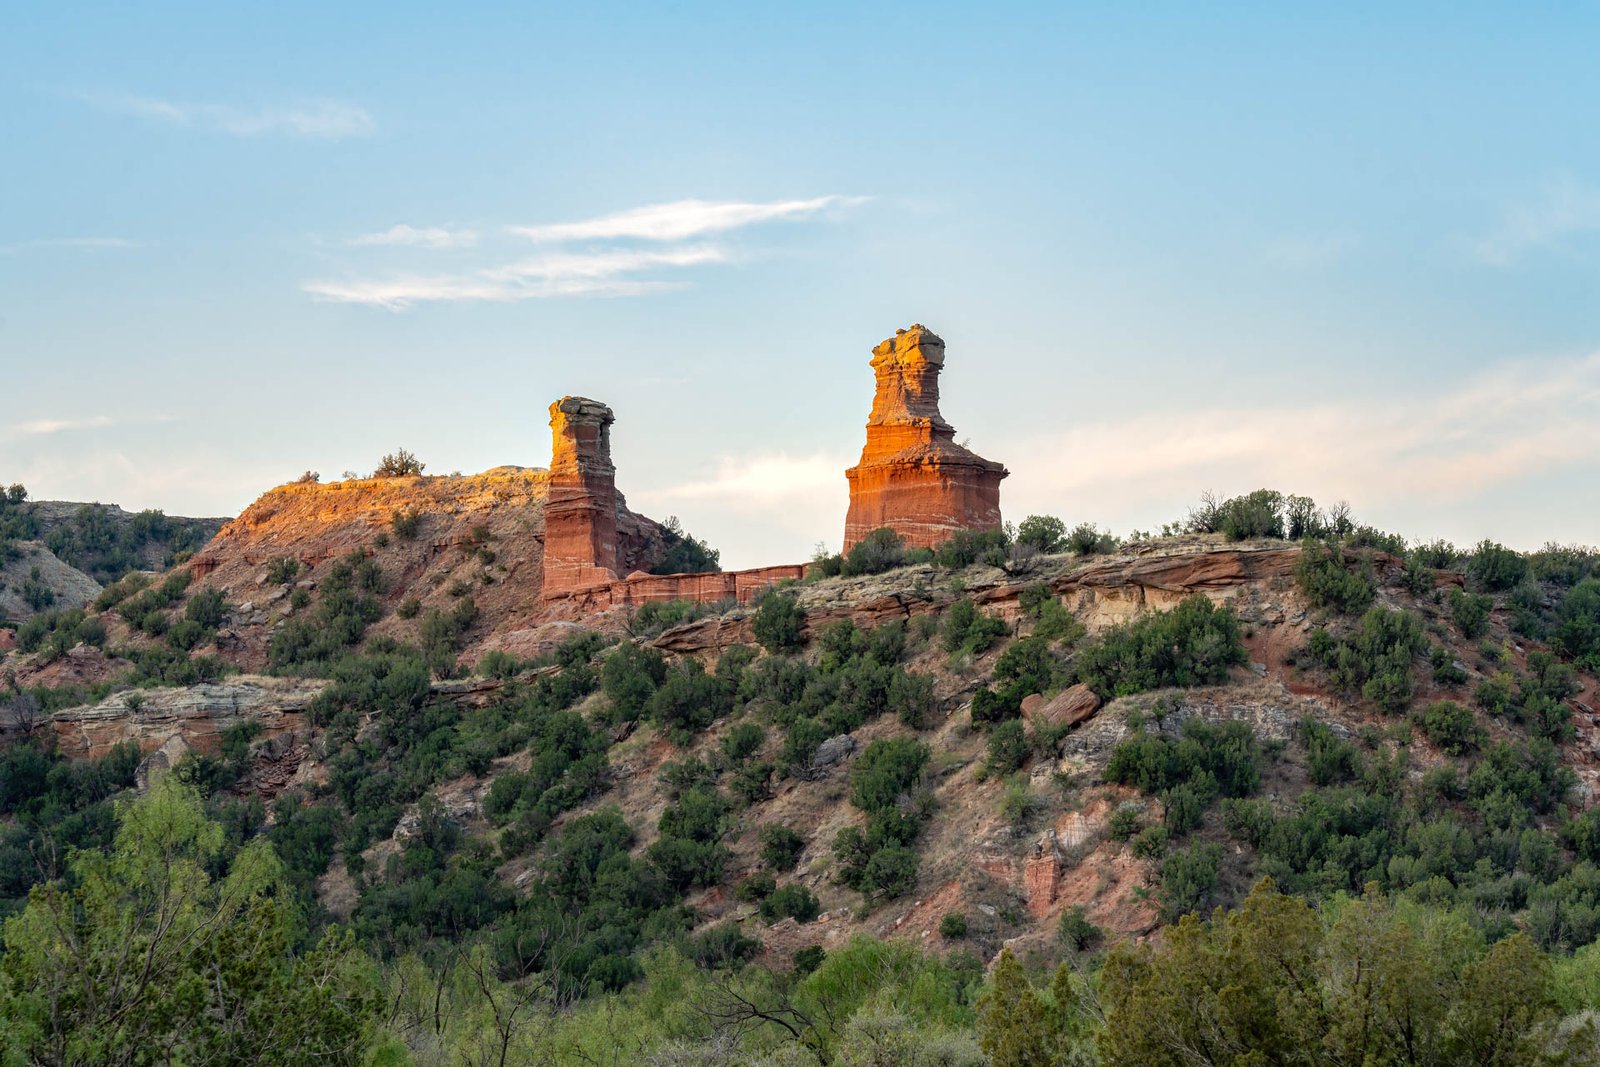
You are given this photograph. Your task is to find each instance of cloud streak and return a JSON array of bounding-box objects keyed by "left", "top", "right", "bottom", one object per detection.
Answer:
[
  {"left": 304, "top": 245, "right": 725, "bottom": 308},
  {"left": 4, "top": 416, "right": 115, "bottom": 438},
  {"left": 307, "top": 195, "right": 865, "bottom": 308},
  {"left": 347, "top": 224, "right": 478, "bottom": 249},
  {"left": 510, "top": 196, "right": 868, "bottom": 243},
  {"left": 75, "top": 91, "right": 374, "bottom": 139}
]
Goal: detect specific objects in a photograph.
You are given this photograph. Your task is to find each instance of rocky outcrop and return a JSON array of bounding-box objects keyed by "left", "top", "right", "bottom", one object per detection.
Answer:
[
  {"left": 843, "top": 325, "right": 1008, "bottom": 551},
  {"left": 49, "top": 676, "right": 328, "bottom": 760}
]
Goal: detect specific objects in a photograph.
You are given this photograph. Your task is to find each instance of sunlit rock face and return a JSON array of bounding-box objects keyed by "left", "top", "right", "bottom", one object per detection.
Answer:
[
  {"left": 843, "top": 325, "right": 1008, "bottom": 552},
  {"left": 543, "top": 397, "right": 622, "bottom": 594},
  {"left": 541, "top": 397, "right": 669, "bottom": 598}
]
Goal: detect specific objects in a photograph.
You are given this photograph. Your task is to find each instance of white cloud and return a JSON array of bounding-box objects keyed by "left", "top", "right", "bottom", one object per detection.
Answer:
[
  {"left": 0, "top": 237, "right": 134, "bottom": 254},
  {"left": 303, "top": 246, "right": 725, "bottom": 309},
  {"left": 347, "top": 225, "right": 478, "bottom": 249},
  {"left": 1469, "top": 176, "right": 1600, "bottom": 266},
  {"left": 75, "top": 91, "right": 374, "bottom": 139},
  {"left": 309, "top": 195, "right": 866, "bottom": 309},
  {"left": 997, "top": 351, "right": 1600, "bottom": 523},
  {"left": 510, "top": 196, "right": 868, "bottom": 243}
]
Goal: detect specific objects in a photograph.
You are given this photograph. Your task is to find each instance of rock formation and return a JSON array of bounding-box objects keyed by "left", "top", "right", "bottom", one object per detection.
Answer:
[
  {"left": 843, "top": 325, "right": 1008, "bottom": 552},
  {"left": 540, "top": 396, "right": 680, "bottom": 599},
  {"left": 543, "top": 397, "right": 624, "bottom": 594}
]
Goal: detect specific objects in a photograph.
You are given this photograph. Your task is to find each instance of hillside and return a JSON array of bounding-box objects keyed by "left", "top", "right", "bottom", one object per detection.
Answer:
[
  {"left": 0, "top": 485, "right": 226, "bottom": 623},
  {"left": 7, "top": 475, "right": 1600, "bottom": 1059}
]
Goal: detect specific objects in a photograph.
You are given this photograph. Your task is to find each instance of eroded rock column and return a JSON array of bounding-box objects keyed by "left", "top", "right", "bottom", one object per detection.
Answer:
[
  {"left": 543, "top": 397, "right": 622, "bottom": 595},
  {"left": 843, "top": 325, "right": 1008, "bottom": 551}
]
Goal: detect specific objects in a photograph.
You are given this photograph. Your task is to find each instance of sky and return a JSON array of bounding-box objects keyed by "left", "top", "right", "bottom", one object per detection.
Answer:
[{"left": 4, "top": 2, "right": 1599, "bottom": 569}]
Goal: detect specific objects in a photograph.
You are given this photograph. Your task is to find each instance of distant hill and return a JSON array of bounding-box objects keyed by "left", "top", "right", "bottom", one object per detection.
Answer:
[{"left": 1, "top": 489, "right": 226, "bottom": 585}]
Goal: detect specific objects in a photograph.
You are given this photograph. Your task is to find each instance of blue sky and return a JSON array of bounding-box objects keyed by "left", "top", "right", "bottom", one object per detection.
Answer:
[{"left": 4, "top": 3, "right": 1599, "bottom": 568}]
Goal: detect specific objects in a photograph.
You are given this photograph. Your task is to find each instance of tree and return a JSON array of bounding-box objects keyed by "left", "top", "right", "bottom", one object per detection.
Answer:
[
  {"left": 0, "top": 778, "right": 380, "bottom": 1066},
  {"left": 976, "top": 949, "right": 1080, "bottom": 1067},
  {"left": 374, "top": 448, "right": 426, "bottom": 477},
  {"left": 753, "top": 591, "right": 805, "bottom": 653},
  {"left": 1015, "top": 515, "right": 1067, "bottom": 554}
]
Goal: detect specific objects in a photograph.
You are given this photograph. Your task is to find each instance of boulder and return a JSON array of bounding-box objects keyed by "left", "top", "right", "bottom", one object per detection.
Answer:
[{"left": 1032, "top": 684, "right": 1102, "bottom": 730}]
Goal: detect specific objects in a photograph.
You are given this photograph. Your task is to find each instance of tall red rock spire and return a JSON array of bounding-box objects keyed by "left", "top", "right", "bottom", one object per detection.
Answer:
[
  {"left": 842, "top": 325, "right": 1008, "bottom": 552},
  {"left": 543, "top": 396, "right": 622, "bottom": 594}
]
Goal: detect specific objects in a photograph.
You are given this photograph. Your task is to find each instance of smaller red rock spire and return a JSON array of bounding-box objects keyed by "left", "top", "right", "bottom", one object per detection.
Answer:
[{"left": 843, "top": 325, "right": 1008, "bottom": 552}]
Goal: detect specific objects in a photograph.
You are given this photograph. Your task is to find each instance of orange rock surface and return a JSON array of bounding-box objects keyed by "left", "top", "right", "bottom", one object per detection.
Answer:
[{"left": 843, "top": 325, "right": 1007, "bottom": 552}]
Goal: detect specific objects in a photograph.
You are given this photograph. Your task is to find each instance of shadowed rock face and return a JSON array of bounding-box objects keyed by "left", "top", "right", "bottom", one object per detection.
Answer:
[{"left": 843, "top": 325, "right": 1008, "bottom": 552}]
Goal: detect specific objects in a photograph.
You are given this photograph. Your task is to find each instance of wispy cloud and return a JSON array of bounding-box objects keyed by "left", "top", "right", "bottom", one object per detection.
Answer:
[
  {"left": 74, "top": 90, "right": 374, "bottom": 139},
  {"left": 510, "top": 196, "right": 868, "bottom": 243},
  {"left": 5, "top": 416, "right": 115, "bottom": 438},
  {"left": 347, "top": 224, "right": 478, "bottom": 249},
  {"left": 999, "top": 351, "right": 1600, "bottom": 522},
  {"left": 304, "top": 246, "right": 724, "bottom": 309},
  {"left": 1469, "top": 176, "right": 1600, "bottom": 266},
  {"left": 0, "top": 237, "right": 134, "bottom": 254},
  {"left": 309, "top": 195, "right": 866, "bottom": 309}
]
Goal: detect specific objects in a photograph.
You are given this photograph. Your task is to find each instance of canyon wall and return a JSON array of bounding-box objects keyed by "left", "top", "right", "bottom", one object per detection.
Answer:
[{"left": 843, "top": 325, "right": 1008, "bottom": 552}]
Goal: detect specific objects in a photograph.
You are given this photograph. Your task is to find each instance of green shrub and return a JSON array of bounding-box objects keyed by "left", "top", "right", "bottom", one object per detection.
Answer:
[
  {"left": 1449, "top": 588, "right": 1493, "bottom": 639},
  {"left": 1304, "top": 608, "right": 1426, "bottom": 712},
  {"left": 939, "top": 912, "right": 969, "bottom": 938},
  {"left": 752, "top": 591, "right": 805, "bottom": 653},
  {"left": 1106, "top": 717, "right": 1262, "bottom": 799},
  {"left": 760, "top": 824, "right": 807, "bottom": 870},
  {"left": 1295, "top": 540, "right": 1376, "bottom": 614},
  {"left": 1065, "top": 522, "right": 1119, "bottom": 555},
  {"left": 759, "top": 883, "right": 821, "bottom": 923},
  {"left": 1108, "top": 804, "right": 1142, "bottom": 840},
  {"left": 687, "top": 922, "right": 760, "bottom": 968},
  {"left": 933, "top": 528, "right": 1009, "bottom": 570},
  {"left": 736, "top": 870, "right": 777, "bottom": 902},
  {"left": 1058, "top": 905, "right": 1102, "bottom": 951},
  {"left": 986, "top": 720, "right": 1030, "bottom": 775},
  {"left": 602, "top": 641, "right": 667, "bottom": 721},
  {"left": 1075, "top": 595, "right": 1247, "bottom": 698},
  {"left": 390, "top": 509, "right": 424, "bottom": 539},
  {"left": 1302, "top": 721, "right": 1362, "bottom": 786},
  {"left": 1159, "top": 842, "right": 1223, "bottom": 919},
  {"left": 841, "top": 528, "right": 909, "bottom": 576},
  {"left": 721, "top": 721, "right": 766, "bottom": 764},
  {"left": 1015, "top": 515, "right": 1066, "bottom": 553},
  {"left": 649, "top": 516, "right": 721, "bottom": 575},
  {"left": 265, "top": 557, "right": 301, "bottom": 586},
  {"left": 1553, "top": 577, "right": 1600, "bottom": 671},
  {"left": 849, "top": 738, "right": 930, "bottom": 813},
  {"left": 1469, "top": 540, "right": 1528, "bottom": 592},
  {"left": 1414, "top": 700, "right": 1484, "bottom": 756},
  {"left": 940, "top": 597, "right": 1008, "bottom": 657}
]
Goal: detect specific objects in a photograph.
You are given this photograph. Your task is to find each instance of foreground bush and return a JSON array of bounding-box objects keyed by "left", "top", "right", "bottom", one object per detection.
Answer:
[{"left": 1074, "top": 595, "right": 1247, "bottom": 698}]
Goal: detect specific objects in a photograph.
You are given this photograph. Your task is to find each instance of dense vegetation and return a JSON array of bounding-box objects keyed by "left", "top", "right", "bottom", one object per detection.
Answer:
[
  {"left": 0, "top": 482, "right": 216, "bottom": 584},
  {"left": 10, "top": 485, "right": 1600, "bottom": 1062}
]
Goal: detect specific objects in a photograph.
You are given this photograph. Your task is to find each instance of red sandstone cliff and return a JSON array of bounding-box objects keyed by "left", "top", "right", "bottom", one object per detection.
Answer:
[{"left": 843, "top": 325, "right": 1008, "bottom": 551}]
